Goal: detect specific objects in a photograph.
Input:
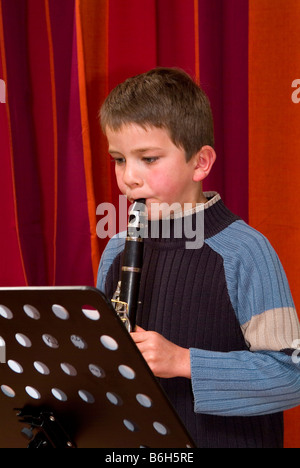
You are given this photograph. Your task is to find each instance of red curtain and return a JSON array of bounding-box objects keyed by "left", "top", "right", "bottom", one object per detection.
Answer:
[{"left": 0, "top": 0, "right": 299, "bottom": 447}]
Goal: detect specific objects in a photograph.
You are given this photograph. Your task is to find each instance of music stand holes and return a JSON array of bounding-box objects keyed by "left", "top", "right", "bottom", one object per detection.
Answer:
[
  {"left": 52, "top": 304, "right": 69, "bottom": 320},
  {"left": 106, "top": 392, "right": 123, "bottom": 406},
  {"left": 82, "top": 306, "right": 100, "bottom": 321},
  {"left": 153, "top": 421, "right": 169, "bottom": 436},
  {"left": 0, "top": 305, "right": 13, "bottom": 320},
  {"left": 52, "top": 388, "right": 68, "bottom": 402},
  {"left": 118, "top": 364, "right": 135, "bottom": 380},
  {"left": 88, "top": 364, "right": 105, "bottom": 378},
  {"left": 136, "top": 393, "right": 152, "bottom": 408},
  {"left": 78, "top": 390, "right": 95, "bottom": 404},
  {"left": 70, "top": 335, "right": 87, "bottom": 350},
  {"left": 25, "top": 386, "right": 41, "bottom": 400},
  {"left": 42, "top": 334, "right": 59, "bottom": 349},
  {"left": 123, "top": 419, "right": 139, "bottom": 432},
  {"left": 34, "top": 361, "right": 50, "bottom": 375},
  {"left": 7, "top": 360, "right": 23, "bottom": 374},
  {"left": 1, "top": 384, "right": 15, "bottom": 398},
  {"left": 23, "top": 304, "right": 40, "bottom": 320},
  {"left": 15, "top": 333, "right": 32, "bottom": 348},
  {"left": 100, "top": 335, "right": 118, "bottom": 351},
  {"left": 60, "top": 362, "right": 77, "bottom": 376}
]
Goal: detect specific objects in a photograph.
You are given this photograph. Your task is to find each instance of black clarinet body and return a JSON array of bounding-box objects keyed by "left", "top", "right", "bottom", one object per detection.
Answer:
[{"left": 112, "top": 199, "right": 146, "bottom": 332}]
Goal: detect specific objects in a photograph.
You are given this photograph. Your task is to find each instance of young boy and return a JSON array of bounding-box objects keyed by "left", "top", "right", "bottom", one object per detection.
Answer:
[{"left": 97, "top": 67, "right": 300, "bottom": 448}]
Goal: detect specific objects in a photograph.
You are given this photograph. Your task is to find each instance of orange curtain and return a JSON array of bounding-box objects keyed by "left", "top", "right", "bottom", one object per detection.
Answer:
[{"left": 249, "top": 0, "right": 300, "bottom": 448}]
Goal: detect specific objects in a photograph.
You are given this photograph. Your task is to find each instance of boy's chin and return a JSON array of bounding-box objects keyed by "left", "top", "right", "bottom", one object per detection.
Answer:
[
  {"left": 147, "top": 211, "right": 162, "bottom": 221},
  {"left": 147, "top": 203, "right": 183, "bottom": 221}
]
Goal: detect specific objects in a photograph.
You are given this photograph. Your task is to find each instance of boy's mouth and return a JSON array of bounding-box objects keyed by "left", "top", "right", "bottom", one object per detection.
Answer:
[
  {"left": 133, "top": 198, "right": 146, "bottom": 203},
  {"left": 128, "top": 196, "right": 147, "bottom": 204}
]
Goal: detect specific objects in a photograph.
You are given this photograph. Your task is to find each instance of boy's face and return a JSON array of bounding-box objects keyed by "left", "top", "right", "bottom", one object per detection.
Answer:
[{"left": 106, "top": 123, "right": 204, "bottom": 219}]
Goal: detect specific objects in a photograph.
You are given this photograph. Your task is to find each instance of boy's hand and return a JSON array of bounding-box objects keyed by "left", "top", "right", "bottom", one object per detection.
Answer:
[{"left": 131, "top": 326, "right": 191, "bottom": 379}]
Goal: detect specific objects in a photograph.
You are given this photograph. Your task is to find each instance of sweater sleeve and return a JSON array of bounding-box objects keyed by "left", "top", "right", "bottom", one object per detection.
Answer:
[
  {"left": 96, "top": 233, "right": 126, "bottom": 293},
  {"left": 190, "top": 220, "right": 300, "bottom": 417}
]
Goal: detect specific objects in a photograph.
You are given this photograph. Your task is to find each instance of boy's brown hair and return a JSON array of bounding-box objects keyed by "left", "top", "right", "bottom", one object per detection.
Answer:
[{"left": 100, "top": 67, "right": 214, "bottom": 161}]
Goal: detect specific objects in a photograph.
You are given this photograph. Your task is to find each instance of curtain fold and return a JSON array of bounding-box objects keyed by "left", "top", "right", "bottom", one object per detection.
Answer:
[
  {"left": 249, "top": 0, "right": 300, "bottom": 449},
  {"left": 197, "top": 0, "right": 249, "bottom": 221},
  {"left": 0, "top": 0, "right": 28, "bottom": 286},
  {"left": 0, "top": 0, "right": 298, "bottom": 447}
]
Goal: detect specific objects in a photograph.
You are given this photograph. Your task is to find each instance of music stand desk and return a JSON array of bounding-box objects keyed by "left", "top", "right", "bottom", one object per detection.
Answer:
[{"left": 0, "top": 286, "right": 195, "bottom": 448}]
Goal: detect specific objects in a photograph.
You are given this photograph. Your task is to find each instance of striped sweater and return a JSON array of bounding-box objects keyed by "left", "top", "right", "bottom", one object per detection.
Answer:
[{"left": 97, "top": 193, "right": 300, "bottom": 448}]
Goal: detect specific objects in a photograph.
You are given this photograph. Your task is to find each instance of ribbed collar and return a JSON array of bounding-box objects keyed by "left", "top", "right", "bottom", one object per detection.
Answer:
[
  {"left": 202, "top": 192, "right": 241, "bottom": 239},
  {"left": 144, "top": 192, "right": 240, "bottom": 248}
]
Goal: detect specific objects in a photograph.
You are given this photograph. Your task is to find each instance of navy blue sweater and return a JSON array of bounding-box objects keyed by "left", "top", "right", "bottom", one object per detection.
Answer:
[{"left": 97, "top": 193, "right": 300, "bottom": 448}]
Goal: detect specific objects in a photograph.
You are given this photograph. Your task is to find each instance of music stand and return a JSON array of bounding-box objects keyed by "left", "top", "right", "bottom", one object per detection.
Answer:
[{"left": 0, "top": 286, "right": 195, "bottom": 448}]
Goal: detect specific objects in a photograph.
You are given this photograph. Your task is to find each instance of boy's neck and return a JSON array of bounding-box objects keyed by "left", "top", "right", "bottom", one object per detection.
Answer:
[{"left": 197, "top": 193, "right": 208, "bottom": 205}]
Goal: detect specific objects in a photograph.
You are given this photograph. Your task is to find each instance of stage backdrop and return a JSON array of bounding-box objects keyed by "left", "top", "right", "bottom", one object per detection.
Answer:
[{"left": 0, "top": 0, "right": 299, "bottom": 447}]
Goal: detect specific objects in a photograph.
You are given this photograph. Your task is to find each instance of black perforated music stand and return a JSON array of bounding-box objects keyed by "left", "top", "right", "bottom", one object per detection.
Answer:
[{"left": 0, "top": 286, "right": 195, "bottom": 448}]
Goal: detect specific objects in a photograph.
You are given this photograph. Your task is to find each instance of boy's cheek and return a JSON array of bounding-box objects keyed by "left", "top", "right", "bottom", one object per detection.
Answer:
[
  {"left": 115, "top": 174, "right": 126, "bottom": 193},
  {"left": 149, "top": 172, "right": 175, "bottom": 194}
]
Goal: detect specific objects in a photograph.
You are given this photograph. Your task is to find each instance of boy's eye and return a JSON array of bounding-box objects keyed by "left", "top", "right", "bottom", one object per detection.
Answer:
[
  {"left": 110, "top": 156, "right": 159, "bottom": 165},
  {"left": 143, "top": 157, "right": 159, "bottom": 164},
  {"left": 111, "top": 157, "right": 125, "bottom": 165}
]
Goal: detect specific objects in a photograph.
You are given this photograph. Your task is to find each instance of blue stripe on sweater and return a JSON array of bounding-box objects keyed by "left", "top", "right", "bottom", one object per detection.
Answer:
[
  {"left": 96, "top": 233, "right": 126, "bottom": 293},
  {"left": 190, "top": 348, "right": 300, "bottom": 416},
  {"left": 205, "top": 219, "right": 295, "bottom": 326}
]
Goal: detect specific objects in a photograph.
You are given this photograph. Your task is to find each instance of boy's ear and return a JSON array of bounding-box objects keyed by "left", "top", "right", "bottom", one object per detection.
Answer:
[{"left": 192, "top": 146, "right": 216, "bottom": 182}]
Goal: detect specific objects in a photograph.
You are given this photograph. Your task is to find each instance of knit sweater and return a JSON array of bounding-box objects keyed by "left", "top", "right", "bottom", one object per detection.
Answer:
[{"left": 97, "top": 193, "right": 300, "bottom": 448}]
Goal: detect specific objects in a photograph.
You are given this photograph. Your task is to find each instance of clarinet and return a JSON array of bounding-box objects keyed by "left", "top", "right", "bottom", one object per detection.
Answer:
[{"left": 111, "top": 199, "right": 146, "bottom": 332}]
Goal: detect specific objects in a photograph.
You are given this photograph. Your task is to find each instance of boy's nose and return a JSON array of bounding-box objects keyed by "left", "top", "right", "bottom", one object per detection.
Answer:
[{"left": 123, "top": 163, "right": 143, "bottom": 188}]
